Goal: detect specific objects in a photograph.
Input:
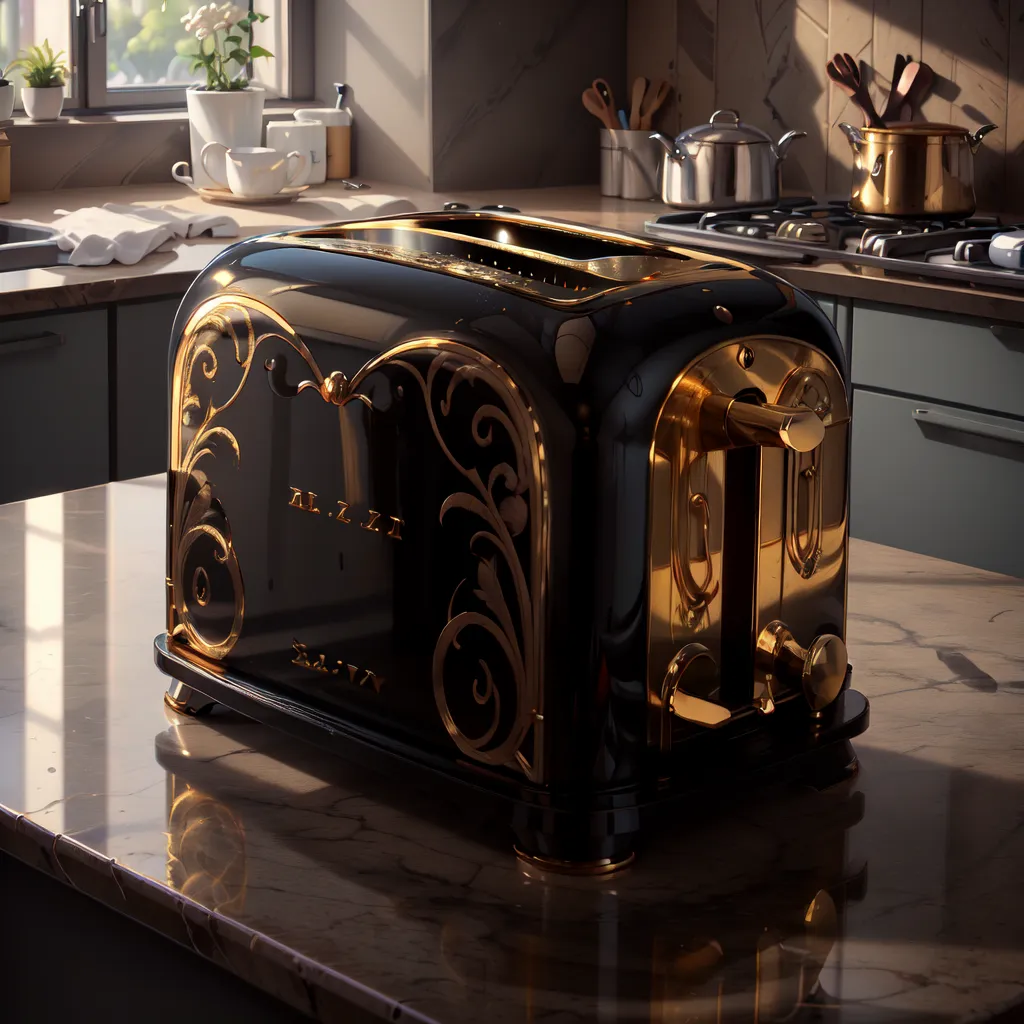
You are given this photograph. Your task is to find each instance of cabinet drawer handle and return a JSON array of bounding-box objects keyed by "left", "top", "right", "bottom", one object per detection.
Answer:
[
  {"left": 0, "top": 331, "right": 64, "bottom": 357},
  {"left": 913, "top": 407, "right": 1024, "bottom": 447}
]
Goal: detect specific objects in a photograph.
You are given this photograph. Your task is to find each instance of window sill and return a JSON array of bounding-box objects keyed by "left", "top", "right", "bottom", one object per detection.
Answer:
[{"left": 5, "top": 101, "right": 313, "bottom": 126}]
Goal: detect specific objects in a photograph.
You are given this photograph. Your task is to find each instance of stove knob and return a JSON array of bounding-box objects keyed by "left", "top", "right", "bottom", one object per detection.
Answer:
[{"left": 756, "top": 621, "right": 847, "bottom": 712}]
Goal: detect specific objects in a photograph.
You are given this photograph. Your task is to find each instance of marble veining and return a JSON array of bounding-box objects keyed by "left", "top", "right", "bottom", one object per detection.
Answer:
[{"left": 0, "top": 476, "right": 1023, "bottom": 1021}]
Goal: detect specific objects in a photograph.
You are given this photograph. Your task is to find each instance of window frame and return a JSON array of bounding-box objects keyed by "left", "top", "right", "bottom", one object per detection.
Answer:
[{"left": 65, "top": 0, "right": 312, "bottom": 114}]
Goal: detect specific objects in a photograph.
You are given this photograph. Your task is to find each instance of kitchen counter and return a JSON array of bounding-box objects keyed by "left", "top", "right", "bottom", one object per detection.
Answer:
[
  {"left": 2, "top": 182, "right": 1024, "bottom": 321},
  {"left": 0, "top": 476, "right": 1022, "bottom": 1022}
]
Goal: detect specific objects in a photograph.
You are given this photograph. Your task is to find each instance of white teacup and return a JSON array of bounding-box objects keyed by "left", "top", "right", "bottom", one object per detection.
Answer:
[{"left": 200, "top": 143, "right": 308, "bottom": 197}]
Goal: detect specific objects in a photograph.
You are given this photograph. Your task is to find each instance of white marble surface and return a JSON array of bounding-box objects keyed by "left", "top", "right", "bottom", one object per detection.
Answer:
[{"left": 0, "top": 477, "right": 1022, "bottom": 1022}]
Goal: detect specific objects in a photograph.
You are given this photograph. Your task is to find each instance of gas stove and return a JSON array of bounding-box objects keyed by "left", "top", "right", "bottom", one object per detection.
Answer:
[{"left": 645, "top": 198, "right": 1024, "bottom": 293}]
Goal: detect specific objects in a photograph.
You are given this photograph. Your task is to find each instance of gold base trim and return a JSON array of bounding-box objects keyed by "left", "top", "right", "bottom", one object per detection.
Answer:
[
  {"left": 513, "top": 848, "right": 636, "bottom": 876},
  {"left": 163, "top": 692, "right": 192, "bottom": 715}
]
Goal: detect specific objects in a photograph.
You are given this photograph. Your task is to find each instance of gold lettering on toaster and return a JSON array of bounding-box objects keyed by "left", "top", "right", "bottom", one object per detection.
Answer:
[
  {"left": 286, "top": 487, "right": 402, "bottom": 541},
  {"left": 291, "top": 640, "right": 385, "bottom": 693},
  {"left": 288, "top": 487, "right": 320, "bottom": 515}
]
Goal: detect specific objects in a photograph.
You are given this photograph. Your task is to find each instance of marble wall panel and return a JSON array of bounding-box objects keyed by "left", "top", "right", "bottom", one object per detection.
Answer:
[
  {"left": 7, "top": 120, "right": 190, "bottom": 193},
  {"left": 675, "top": 0, "right": 716, "bottom": 134},
  {"left": 315, "top": 0, "right": 432, "bottom": 190},
  {"left": 653, "top": 0, "right": 1024, "bottom": 211},
  {"left": 627, "top": 0, "right": 680, "bottom": 132},
  {"left": 430, "top": 0, "right": 626, "bottom": 190},
  {"left": 1007, "top": 0, "right": 1024, "bottom": 214},
  {"left": 825, "top": 0, "right": 875, "bottom": 194}
]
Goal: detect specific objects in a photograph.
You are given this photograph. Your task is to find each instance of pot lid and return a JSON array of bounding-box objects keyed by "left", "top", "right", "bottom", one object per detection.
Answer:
[{"left": 676, "top": 109, "right": 774, "bottom": 146}]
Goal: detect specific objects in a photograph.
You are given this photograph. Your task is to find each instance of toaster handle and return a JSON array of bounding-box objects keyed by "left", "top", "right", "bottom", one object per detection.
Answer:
[{"left": 701, "top": 395, "right": 825, "bottom": 453}]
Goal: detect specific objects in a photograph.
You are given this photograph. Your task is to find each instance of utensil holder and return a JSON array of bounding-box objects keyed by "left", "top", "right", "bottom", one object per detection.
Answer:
[{"left": 600, "top": 129, "right": 660, "bottom": 200}]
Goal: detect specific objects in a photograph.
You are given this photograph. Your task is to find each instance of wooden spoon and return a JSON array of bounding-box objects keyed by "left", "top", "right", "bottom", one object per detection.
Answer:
[
  {"left": 629, "top": 76, "right": 647, "bottom": 130},
  {"left": 881, "top": 53, "right": 910, "bottom": 122},
  {"left": 592, "top": 78, "right": 617, "bottom": 120},
  {"left": 899, "top": 60, "right": 935, "bottom": 121},
  {"left": 826, "top": 51, "right": 885, "bottom": 128},
  {"left": 639, "top": 79, "right": 670, "bottom": 130},
  {"left": 582, "top": 86, "right": 618, "bottom": 130}
]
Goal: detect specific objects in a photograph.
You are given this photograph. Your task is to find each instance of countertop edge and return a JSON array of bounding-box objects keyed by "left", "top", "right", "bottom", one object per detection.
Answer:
[
  {"left": 0, "top": 801, "right": 437, "bottom": 1024},
  {"left": 0, "top": 182, "right": 1022, "bottom": 321}
]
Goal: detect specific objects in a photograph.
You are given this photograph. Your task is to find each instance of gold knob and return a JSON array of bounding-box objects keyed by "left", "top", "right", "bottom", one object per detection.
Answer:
[
  {"left": 802, "top": 634, "right": 848, "bottom": 711},
  {"left": 756, "top": 621, "right": 847, "bottom": 712},
  {"left": 700, "top": 394, "right": 824, "bottom": 453}
]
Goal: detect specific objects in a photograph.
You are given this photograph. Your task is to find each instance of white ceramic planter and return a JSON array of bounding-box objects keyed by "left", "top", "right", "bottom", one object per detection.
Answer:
[
  {"left": 185, "top": 87, "right": 265, "bottom": 189},
  {"left": 22, "top": 86, "right": 64, "bottom": 121},
  {"left": 0, "top": 83, "right": 14, "bottom": 121}
]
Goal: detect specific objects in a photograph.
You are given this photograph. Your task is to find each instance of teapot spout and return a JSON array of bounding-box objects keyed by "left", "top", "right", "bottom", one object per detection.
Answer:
[
  {"left": 837, "top": 122, "right": 863, "bottom": 146},
  {"left": 649, "top": 132, "right": 680, "bottom": 159}
]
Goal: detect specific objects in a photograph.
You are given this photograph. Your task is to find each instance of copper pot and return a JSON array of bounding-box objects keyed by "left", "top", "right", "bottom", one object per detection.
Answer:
[{"left": 838, "top": 121, "right": 997, "bottom": 217}]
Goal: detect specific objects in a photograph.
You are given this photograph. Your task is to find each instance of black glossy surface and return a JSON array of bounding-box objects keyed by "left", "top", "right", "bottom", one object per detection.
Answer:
[{"left": 159, "top": 213, "right": 856, "bottom": 859}]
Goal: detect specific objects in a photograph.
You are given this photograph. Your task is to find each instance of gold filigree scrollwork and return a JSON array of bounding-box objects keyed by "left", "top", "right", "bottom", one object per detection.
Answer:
[
  {"left": 169, "top": 295, "right": 332, "bottom": 659},
  {"left": 263, "top": 337, "right": 547, "bottom": 781}
]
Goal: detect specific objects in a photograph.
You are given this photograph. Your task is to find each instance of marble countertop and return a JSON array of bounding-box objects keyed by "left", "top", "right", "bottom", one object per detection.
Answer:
[
  {"left": 0, "top": 476, "right": 1022, "bottom": 1022},
  {"left": 2, "top": 182, "right": 1023, "bottom": 321}
]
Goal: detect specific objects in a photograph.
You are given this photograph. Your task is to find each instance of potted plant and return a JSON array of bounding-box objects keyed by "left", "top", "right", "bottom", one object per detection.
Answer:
[
  {"left": 9, "top": 41, "right": 67, "bottom": 121},
  {"left": 180, "top": 4, "right": 274, "bottom": 189}
]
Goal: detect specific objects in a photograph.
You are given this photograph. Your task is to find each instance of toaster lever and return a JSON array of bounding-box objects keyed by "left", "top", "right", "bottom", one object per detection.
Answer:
[
  {"left": 756, "top": 621, "right": 847, "bottom": 713},
  {"left": 700, "top": 394, "right": 824, "bottom": 453}
]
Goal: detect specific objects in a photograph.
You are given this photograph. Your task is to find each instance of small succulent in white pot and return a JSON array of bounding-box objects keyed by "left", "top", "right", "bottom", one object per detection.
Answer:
[{"left": 10, "top": 41, "right": 68, "bottom": 121}]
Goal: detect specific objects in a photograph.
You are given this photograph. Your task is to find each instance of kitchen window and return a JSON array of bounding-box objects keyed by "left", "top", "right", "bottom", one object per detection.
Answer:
[{"left": 0, "top": 0, "right": 311, "bottom": 113}]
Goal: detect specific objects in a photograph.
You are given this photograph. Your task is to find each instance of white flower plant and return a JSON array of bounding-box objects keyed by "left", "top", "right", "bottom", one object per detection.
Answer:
[{"left": 181, "top": 4, "right": 273, "bottom": 91}]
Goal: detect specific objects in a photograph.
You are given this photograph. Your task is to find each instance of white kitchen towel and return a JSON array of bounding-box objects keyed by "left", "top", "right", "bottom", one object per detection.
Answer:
[{"left": 51, "top": 203, "right": 239, "bottom": 266}]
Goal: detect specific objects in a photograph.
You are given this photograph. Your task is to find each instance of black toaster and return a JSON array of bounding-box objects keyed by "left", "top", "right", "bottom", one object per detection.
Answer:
[{"left": 155, "top": 211, "right": 868, "bottom": 871}]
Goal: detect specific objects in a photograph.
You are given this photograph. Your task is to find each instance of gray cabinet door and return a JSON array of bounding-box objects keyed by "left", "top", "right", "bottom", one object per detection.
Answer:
[
  {"left": 852, "top": 303, "right": 1024, "bottom": 419},
  {"left": 0, "top": 310, "right": 109, "bottom": 505},
  {"left": 850, "top": 388, "right": 1024, "bottom": 577},
  {"left": 116, "top": 297, "right": 183, "bottom": 481}
]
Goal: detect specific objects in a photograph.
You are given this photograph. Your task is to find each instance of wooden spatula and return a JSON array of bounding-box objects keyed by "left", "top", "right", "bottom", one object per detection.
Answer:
[
  {"left": 826, "top": 52, "right": 885, "bottom": 128},
  {"left": 639, "top": 79, "right": 670, "bottom": 130}
]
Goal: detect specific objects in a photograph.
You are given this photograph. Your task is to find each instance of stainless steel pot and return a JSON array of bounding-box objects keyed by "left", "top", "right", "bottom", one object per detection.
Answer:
[
  {"left": 837, "top": 121, "right": 997, "bottom": 217},
  {"left": 651, "top": 109, "right": 806, "bottom": 209}
]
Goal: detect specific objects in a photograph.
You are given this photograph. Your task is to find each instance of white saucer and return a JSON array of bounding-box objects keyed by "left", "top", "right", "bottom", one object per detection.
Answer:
[{"left": 196, "top": 184, "right": 310, "bottom": 205}]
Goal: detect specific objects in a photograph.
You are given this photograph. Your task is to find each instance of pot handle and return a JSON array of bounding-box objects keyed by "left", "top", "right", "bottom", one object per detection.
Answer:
[
  {"left": 969, "top": 123, "right": 998, "bottom": 153},
  {"left": 837, "top": 122, "right": 864, "bottom": 145},
  {"left": 774, "top": 130, "right": 807, "bottom": 161},
  {"left": 649, "top": 132, "right": 681, "bottom": 158},
  {"left": 709, "top": 109, "right": 741, "bottom": 126}
]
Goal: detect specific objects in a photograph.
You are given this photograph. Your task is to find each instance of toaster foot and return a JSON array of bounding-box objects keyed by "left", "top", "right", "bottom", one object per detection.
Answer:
[{"left": 164, "top": 680, "right": 219, "bottom": 717}]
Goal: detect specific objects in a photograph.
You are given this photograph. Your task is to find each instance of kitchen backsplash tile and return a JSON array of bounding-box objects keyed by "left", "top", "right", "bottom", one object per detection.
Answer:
[
  {"left": 7, "top": 120, "right": 189, "bottom": 193},
  {"left": 631, "top": 0, "right": 1024, "bottom": 212}
]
